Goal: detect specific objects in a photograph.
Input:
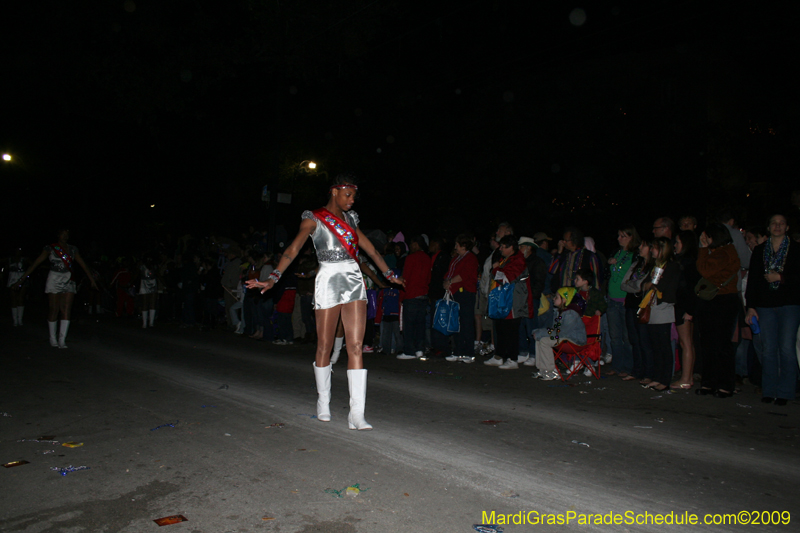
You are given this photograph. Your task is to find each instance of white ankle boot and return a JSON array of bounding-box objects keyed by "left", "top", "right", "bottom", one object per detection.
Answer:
[
  {"left": 313, "top": 363, "right": 331, "bottom": 422},
  {"left": 48, "top": 321, "right": 59, "bottom": 347},
  {"left": 58, "top": 320, "right": 70, "bottom": 349},
  {"left": 347, "top": 369, "right": 372, "bottom": 430}
]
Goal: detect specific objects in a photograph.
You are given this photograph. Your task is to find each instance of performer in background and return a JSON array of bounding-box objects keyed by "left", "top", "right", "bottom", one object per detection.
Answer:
[
  {"left": 17, "top": 229, "right": 97, "bottom": 348},
  {"left": 7, "top": 247, "right": 30, "bottom": 327},
  {"left": 246, "top": 174, "right": 403, "bottom": 430}
]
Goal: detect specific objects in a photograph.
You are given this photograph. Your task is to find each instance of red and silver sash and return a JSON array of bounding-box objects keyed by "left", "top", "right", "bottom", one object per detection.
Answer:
[
  {"left": 51, "top": 244, "right": 74, "bottom": 279},
  {"left": 312, "top": 208, "right": 359, "bottom": 262}
]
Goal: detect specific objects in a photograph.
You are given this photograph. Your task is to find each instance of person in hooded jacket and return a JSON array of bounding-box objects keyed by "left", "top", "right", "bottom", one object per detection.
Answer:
[{"left": 529, "top": 286, "right": 587, "bottom": 381}]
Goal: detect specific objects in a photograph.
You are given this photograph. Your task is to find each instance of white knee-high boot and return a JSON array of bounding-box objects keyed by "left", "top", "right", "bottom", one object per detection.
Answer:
[
  {"left": 48, "top": 321, "right": 58, "bottom": 347},
  {"left": 11, "top": 307, "right": 19, "bottom": 326},
  {"left": 17, "top": 306, "right": 24, "bottom": 326},
  {"left": 313, "top": 363, "right": 332, "bottom": 422},
  {"left": 330, "top": 336, "right": 344, "bottom": 364},
  {"left": 142, "top": 312, "right": 148, "bottom": 328},
  {"left": 149, "top": 309, "right": 156, "bottom": 327},
  {"left": 347, "top": 369, "right": 372, "bottom": 430},
  {"left": 58, "top": 320, "right": 70, "bottom": 349}
]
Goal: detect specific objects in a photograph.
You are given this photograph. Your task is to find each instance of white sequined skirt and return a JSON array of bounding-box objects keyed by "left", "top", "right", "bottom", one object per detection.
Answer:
[
  {"left": 314, "top": 261, "right": 366, "bottom": 310},
  {"left": 45, "top": 271, "right": 76, "bottom": 294}
]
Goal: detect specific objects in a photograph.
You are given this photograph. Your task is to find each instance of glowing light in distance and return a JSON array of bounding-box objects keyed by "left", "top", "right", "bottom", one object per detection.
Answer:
[
  {"left": 308, "top": 162, "right": 317, "bottom": 169},
  {"left": 2, "top": 154, "right": 11, "bottom": 161}
]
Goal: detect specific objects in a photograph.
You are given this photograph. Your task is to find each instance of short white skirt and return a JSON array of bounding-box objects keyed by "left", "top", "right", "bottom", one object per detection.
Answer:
[
  {"left": 45, "top": 271, "right": 76, "bottom": 294},
  {"left": 7, "top": 272, "right": 24, "bottom": 288},
  {"left": 140, "top": 279, "right": 158, "bottom": 295},
  {"left": 314, "top": 261, "right": 366, "bottom": 310}
]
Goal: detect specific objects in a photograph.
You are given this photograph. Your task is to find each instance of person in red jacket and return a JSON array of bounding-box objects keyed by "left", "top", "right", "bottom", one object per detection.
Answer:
[
  {"left": 443, "top": 234, "right": 480, "bottom": 362},
  {"left": 397, "top": 236, "right": 432, "bottom": 360},
  {"left": 484, "top": 235, "right": 528, "bottom": 369}
]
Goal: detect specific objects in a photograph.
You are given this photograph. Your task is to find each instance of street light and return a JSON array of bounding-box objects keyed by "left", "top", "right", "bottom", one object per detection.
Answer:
[{"left": 2, "top": 153, "right": 11, "bottom": 162}]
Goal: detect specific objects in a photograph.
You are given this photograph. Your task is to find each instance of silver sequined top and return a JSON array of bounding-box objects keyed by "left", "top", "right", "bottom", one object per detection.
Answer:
[{"left": 302, "top": 210, "right": 360, "bottom": 263}]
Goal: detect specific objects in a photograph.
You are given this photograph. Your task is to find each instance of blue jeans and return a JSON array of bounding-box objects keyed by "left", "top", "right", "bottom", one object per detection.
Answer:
[
  {"left": 757, "top": 305, "right": 800, "bottom": 400},
  {"left": 380, "top": 319, "right": 402, "bottom": 353},
  {"left": 254, "top": 297, "right": 274, "bottom": 339},
  {"left": 402, "top": 298, "right": 428, "bottom": 354},
  {"left": 607, "top": 299, "right": 633, "bottom": 374},
  {"left": 627, "top": 307, "right": 653, "bottom": 379}
]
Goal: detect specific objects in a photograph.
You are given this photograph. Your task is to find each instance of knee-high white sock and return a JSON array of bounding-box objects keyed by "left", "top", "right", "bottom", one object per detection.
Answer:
[
  {"left": 58, "top": 320, "right": 70, "bottom": 348},
  {"left": 18, "top": 306, "right": 24, "bottom": 325},
  {"left": 142, "top": 312, "right": 148, "bottom": 328},
  {"left": 330, "top": 336, "right": 345, "bottom": 364},
  {"left": 149, "top": 309, "right": 156, "bottom": 326},
  {"left": 11, "top": 307, "right": 19, "bottom": 326},
  {"left": 48, "top": 321, "right": 58, "bottom": 347}
]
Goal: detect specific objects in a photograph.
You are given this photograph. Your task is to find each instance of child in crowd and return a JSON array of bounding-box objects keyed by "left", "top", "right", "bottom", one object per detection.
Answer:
[
  {"left": 525, "top": 287, "right": 587, "bottom": 381},
  {"left": 574, "top": 268, "right": 607, "bottom": 317},
  {"left": 574, "top": 268, "right": 607, "bottom": 375}
]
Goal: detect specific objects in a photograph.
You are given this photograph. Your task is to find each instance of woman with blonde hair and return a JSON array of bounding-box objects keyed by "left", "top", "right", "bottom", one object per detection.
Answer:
[{"left": 641, "top": 237, "right": 681, "bottom": 392}]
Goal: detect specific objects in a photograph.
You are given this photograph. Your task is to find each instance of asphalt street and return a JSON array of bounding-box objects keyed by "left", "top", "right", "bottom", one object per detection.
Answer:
[{"left": 1, "top": 315, "right": 798, "bottom": 532}]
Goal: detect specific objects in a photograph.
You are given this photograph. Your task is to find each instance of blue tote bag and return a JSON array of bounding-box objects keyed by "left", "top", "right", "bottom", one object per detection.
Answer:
[
  {"left": 487, "top": 282, "right": 514, "bottom": 319},
  {"left": 433, "top": 290, "right": 460, "bottom": 335}
]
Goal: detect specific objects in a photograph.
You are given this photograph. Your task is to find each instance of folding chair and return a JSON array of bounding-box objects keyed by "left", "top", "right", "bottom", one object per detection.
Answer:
[{"left": 553, "top": 315, "right": 602, "bottom": 381}]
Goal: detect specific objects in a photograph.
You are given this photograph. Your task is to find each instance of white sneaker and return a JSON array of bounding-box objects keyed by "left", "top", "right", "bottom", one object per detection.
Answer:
[
  {"left": 523, "top": 357, "right": 538, "bottom": 367},
  {"left": 583, "top": 367, "right": 594, "bottom": 377},
  {"left": 539, "top": 370, "right": 559, "bottom": 381},
  {"left": 567, "top": 360, "right": 581, "bottom": 375},
  {"left": 516, "top": 354, "right": 530, "bottom": 364},
  {"left": 479, "top": 344, "right": 495, "bottom": 356},
  {"left": 397, "top": 353, "right": 417, "bottom": 360},
  {"left": 602, "top": 353, "right": 613, "bottom": 364},
  {"left": 415, "top": 351, "right": 424, "bottom": 358},
  {"left": 272, "top": 339, "right": 287, "bottom": 345},
  {"left": 484, "top": 356, "right": 503, "bottom": 367},
  {"left": 499, "top": 359, "right": 519, "bottom": 370},
  {"left": 458, "top": 355, "right": 475, "bottom": 363},
  {"left": 445, "top": 355, "right": 460, "bottom": 362},
  {"left": 531, "top": 370, "right": 542, "bottom": 378}
]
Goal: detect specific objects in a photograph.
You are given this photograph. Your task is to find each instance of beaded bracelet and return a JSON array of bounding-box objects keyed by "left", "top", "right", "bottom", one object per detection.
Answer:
[
  {"left": 383, "top": 269, "right": 394, "bottom": 279},
  {"left": 268, "top": 270, "right": 282, "bottom": 283}
]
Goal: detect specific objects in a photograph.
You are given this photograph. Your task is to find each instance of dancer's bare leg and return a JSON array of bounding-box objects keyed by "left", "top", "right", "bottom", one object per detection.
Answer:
[
  {"left": 341, "top": 300, "right": 367, "bottom": 370},
  {"left": 47, "top": 294, "right": 60, "bottom": 322},
  {"left": 59, "top": 293, "right": 75, "bottom": 320},
  {"left": 315, "top": 305, "right": 342, "bottom": 367}
]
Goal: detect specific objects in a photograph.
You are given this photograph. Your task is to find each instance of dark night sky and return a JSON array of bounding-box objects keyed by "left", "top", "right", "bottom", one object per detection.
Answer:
[{"left": 2, "top": 1, "right": 799, "bottom": 255}]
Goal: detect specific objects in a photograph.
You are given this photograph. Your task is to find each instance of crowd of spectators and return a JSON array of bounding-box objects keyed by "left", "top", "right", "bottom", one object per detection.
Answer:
[{"left": 7, "top": 201, "right": 800, "bottom": 405}]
